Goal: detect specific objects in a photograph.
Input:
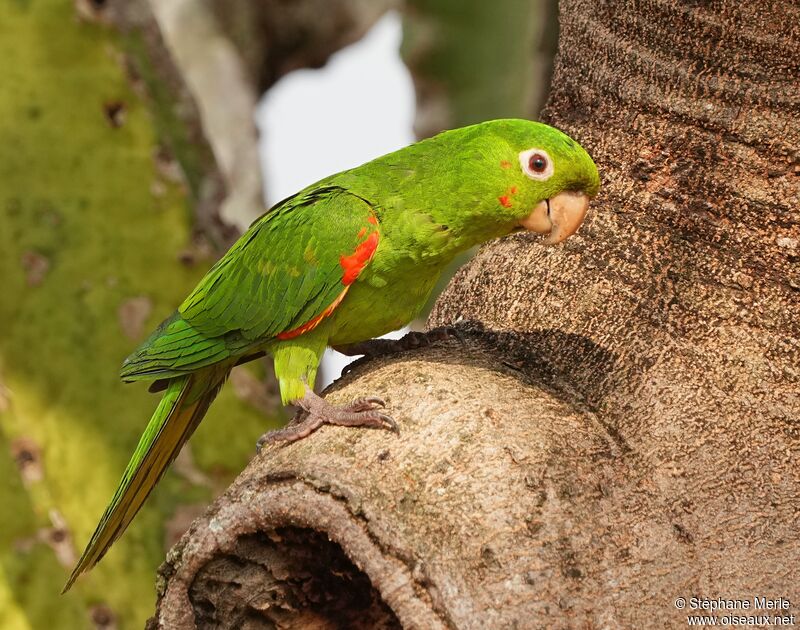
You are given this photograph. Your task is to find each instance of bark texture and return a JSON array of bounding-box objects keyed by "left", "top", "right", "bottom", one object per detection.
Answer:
[
  {"left": 432, "top": 0, "right": 800, "bottom": 621},
  {"left": 152, "top": 335, "right": 611, "bottom": 629},
  {"left": 152, "top": 1, "right": 799, "bottom": 628}
]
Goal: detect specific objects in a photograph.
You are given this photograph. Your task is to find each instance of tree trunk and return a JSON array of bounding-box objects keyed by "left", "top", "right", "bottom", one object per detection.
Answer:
[{"left": 150, "top": 0, "right": 799, "bottom": 627}]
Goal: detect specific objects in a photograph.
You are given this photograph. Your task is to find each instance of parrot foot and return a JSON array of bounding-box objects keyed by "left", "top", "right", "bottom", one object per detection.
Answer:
[
  {"left": 257, "top": 389, "right": 397, "bottom": 449},
  {"left": 335, "top": 325, "right": 463, "bottom": 361}
]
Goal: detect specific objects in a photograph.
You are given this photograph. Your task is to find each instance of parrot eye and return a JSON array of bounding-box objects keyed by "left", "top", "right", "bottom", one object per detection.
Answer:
[
  {"left": 519, "top": 148, "right": 554, "bottom": 181},
  {"left": 529, "top": 154, "right": 547, "bottom": 172}
]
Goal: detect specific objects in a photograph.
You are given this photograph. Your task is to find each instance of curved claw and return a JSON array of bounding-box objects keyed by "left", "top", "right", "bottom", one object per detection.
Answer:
[
  {"left": 343, "top": 396, "right": 386, "bottom": 413},
  {"left": 255, "top": 433, "right": 271, "bottom": 452},
  {"left": 356, "top": 396, "right": 386, "bottom": 408},
  {"left": 378, "top": 413, "right": 399, "bottom": 433},
  {"left": 428, "top": 325, "right": 464, "bottom": 345}
]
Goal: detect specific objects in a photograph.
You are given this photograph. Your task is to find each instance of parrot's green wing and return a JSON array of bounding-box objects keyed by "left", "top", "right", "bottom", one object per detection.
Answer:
[{"left": 120, "top": 186, "right": 381, "bottom": 380}]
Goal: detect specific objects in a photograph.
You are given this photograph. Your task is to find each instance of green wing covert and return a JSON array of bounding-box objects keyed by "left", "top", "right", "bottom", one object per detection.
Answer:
[{"left": 120, "top": 187, "right": 381, "bottom": 381}]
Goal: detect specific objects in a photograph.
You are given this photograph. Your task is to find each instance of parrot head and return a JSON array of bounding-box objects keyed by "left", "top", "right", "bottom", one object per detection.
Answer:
[
  {"left": 337, "top": 118, "right": 600, "bottom": 252},
  {"left": 395, "top": 118, "right": 600, "bottom": 247},
  {"left": 500, "top": 120, "right": 599, "bottom": 243},
  {"left": 474, "top": 119, "right": 601, "bottom": 244}
]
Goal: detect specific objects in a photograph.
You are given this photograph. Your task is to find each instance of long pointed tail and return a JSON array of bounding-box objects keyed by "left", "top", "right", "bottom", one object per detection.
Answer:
[{"left": 63, "top": 366, "right": 229, "bottom": 592}]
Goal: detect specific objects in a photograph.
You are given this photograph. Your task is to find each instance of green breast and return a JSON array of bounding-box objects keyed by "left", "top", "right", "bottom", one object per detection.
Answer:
[{"left": 327, "top": 261, "right": 442, "bottom": 346}]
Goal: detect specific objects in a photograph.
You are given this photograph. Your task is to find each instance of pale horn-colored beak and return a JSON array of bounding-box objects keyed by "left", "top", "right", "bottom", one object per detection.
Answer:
[{"left": 519, "top": 191, "right": 590, "bottom": 244}]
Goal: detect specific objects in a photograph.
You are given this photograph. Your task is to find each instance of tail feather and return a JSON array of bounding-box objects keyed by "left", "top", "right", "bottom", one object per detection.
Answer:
[{"left": 63, "top": 367, "right": 228, "bottom": 592}]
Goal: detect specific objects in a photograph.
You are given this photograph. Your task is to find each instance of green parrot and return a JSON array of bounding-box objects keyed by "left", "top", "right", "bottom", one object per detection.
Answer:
[{"left": 63, "top": 118, "right": 599, "bottom": 591}]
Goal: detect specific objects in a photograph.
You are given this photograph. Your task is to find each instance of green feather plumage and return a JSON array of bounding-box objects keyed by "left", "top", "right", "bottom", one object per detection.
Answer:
[
  {"left": 63, "top": 365, "right": 231, "bottom": 592},
  {"left": 65, "top": 119, "right": 600, "bottom": 591}
]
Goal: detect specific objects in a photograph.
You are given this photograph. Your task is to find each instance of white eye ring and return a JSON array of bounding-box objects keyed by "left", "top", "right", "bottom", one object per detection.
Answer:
[{"left": 519, "top": 148, "right": 554, "bottom": 181}]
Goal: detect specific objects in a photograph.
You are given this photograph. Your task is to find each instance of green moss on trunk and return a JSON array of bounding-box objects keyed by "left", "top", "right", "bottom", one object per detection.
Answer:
[{"left": 0, "top": 2, "right": 277, "bottom": 628}]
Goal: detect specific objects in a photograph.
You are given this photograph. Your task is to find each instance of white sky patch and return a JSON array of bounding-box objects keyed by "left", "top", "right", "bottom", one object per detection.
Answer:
[
  {"left": 257, "top": 11, "right": 415, "bottom": 203},
  {"left": 256, "top": 11, "right": 416, "bottom": 388}
]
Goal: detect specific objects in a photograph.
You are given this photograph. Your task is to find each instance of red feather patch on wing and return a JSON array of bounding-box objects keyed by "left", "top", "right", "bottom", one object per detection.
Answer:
[
  {"left": 340, "top": 231, "right": 379, "bottom": 285},
  {"left": 276, "top": 214, "right": 380, "bottom": 341},
  {"left": 276, "top": 286, "right": 350, "bottom": 340}
]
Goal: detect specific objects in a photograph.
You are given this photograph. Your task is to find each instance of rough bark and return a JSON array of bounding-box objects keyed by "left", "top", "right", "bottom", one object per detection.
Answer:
[
  {"left": 152, "top": 333, "right": 611, "bottom": 629},
  {"left": 433, "top": 0, "right": 800, "bottom": 622},
  {"left": 152, "top": 0, "right": 799, "bottom": 627}
]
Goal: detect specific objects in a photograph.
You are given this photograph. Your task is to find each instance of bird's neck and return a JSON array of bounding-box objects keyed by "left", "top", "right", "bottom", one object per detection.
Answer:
[{"left": 380, "top": 203, "right": 516, "bottom": 267}]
